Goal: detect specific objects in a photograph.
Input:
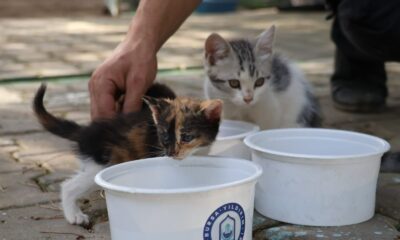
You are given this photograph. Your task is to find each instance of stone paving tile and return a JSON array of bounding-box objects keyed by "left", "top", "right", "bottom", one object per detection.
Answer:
[
  {"left": 377, "top": 173, "right": 400, "bottom": 221},
  {"left": 15, "top": 52, "right": 50, "bottom": 62},
  {"left": 0, "top": 86, "right": 23, "bottom": 104},
  {"left": 0, "top": 105, "right": 42, "bottom": 135},
  {"left": 254, "top": 215, "right": 399, "bottom": 240},
  {"left": 34, "top": 170, "right": 73, "bottom": 193},
  {"left": 76, "top": 61, "right": 103, "bottom": 73},
  {"left": 0, "top": 84, "right": 84, "bottom": 135},
  {"left": 91, "top": 222, "right": 111, "bottom": 239},
  {"left": 0, "top": 0, "right": 104, "bottom": 18},
  {"left": 0, "top": 139, "right": 19, "bottom": 156},
  {"left": 158, "top": 76, "right": 204, "bottom": 98},
  {"left": 0, "top": 203, "right": 109, "bottom": 240},
  {"left": 0, "top": 151, "right": 23, "bottom": 173},
  {"left": 0, "top": 169, "right": 59, "bottom": 210},
  {"left": 27, "top": 61, "right": 82, "bottom": 77},
  {"left": 0, "top": 62, "right": 26, "bottom": 72},
  {"left": 64, "top": 111, "right": 91, "bottom": 125},
  {"left": 37, "top": 48, "right": 76, "bottom": 58},
  {"left": 13, "top": 132, "right": 79, "bottom": 171},
  {"left": 70, "top": 43, "right": 112, "bottom": 53},
  {"left": 1, "top": 81, "right": 89, "bottom": 96},
  {"left": 334, "top": 118, "right": 400, "bottom": 151},
  {"left": 63, "top": 52, "right": 102, "bottom": 63},
  {"left": 321, "top": 97, "right": 400, "bottom": 128},
  {"left": 0, "top": 83, "right": 90, "bottom": 135},
  {"left": 253, "top": 210, "right": 280, "bottom": 232}
]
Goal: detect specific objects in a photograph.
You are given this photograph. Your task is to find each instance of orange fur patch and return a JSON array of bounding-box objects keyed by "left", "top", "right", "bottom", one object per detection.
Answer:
[
  {"left": 110, "top": 124, "right": 149, "bottom": 164},
  {"left": 127, "top": 124, "right": 147, "bottom": 158},
  {"left": 109, "top": 146, "right": 131, "bottom": 164}
]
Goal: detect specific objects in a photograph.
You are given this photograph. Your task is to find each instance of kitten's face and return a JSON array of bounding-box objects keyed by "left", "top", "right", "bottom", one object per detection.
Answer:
[
  {"left": 204, "top": 26, "right": 275, "bottom": 106},
  {"left": 143, "top": 97, "right": 222, "bottom": 160}
]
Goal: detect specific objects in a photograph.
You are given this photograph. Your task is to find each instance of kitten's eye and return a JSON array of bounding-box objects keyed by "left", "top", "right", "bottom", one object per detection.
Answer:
[
  {"left": 228, "top": 80, "right": 241, "bottom": 89},
  {"left": 181, "top": 133, "right": 194, "bottom": 143},
  {"left": 255, "top": 77, "right": 265, "bottom": 88}
]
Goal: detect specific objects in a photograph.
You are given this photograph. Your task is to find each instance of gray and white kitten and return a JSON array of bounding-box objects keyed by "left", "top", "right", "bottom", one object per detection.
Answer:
[{"left": 204, "top": 26, "right": 321, "bottom": 129}]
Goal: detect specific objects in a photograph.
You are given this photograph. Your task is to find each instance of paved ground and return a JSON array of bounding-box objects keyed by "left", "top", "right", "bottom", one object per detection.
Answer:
[
  {"left": 0, "top": 0, "right": 105, "bottom": 18},
  {"left": 0, "top": 9, "right": 400, "bottom": 240},
  {"left": 1, "top": 9, "right": 338, "bottom": 80}
]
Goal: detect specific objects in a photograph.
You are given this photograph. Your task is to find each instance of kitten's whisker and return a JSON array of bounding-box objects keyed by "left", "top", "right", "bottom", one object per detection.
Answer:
[
  {"left": 140, "top": 148, "right": 166, "bottom": 157},
  {"left": 143, "top": 144, "right": 164, "bottom": 151},
  {"left": 140, "top": 150, "right": 166, "bottom": 159}
]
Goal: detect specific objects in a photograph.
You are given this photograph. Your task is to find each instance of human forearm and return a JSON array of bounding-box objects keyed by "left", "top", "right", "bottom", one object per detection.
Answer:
[{"left": 125, "top": 0, "right": 201, "bottom": 52}]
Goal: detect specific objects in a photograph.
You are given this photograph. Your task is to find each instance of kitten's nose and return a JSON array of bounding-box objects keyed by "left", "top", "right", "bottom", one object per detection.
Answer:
[{"left": 243, "top": 96, "right": 253, "bottom": 104}]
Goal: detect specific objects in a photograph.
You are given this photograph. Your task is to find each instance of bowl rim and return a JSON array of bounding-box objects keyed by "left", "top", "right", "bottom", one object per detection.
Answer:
[
  {"left": 216, "top": 119, "right": 260, "bottom": 141},
  {"left": 95, "top": 156, "right": 262, "bottom": 195},
  {"left": 243, "top": 128, "right": 390, "bottom": 160}
]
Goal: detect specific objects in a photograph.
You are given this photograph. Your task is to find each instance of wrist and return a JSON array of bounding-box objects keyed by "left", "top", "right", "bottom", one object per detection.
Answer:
[{"left": 124, "top": 18, "right": 160, "bottom": 54}]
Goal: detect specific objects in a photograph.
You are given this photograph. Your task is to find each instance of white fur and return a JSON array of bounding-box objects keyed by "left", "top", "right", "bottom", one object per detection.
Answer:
[
  {"left": 61, "top": 159, "right": 104, "bottom": 225},
  {"left": 205, "top": 61, "right": 308, "bottom": 129},
  {"left": 204, "top": 26, "right": 317, "bottom": 129}
]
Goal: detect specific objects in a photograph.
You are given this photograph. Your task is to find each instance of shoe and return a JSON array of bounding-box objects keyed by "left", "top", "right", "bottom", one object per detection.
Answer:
[
  {"left": 331, "top": 49, "right": 387, "bottom": 113},
  {"left": 331, "top": 83, "right": 386, "bottom": 113}
]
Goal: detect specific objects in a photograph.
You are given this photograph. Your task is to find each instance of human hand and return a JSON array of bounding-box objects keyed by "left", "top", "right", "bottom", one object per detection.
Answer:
[
  {"left": 89, "top": 39, "right": 157, "bottom": 119},
  {"left": 89, "top": 0, "right": 201, "bottom": 119}
]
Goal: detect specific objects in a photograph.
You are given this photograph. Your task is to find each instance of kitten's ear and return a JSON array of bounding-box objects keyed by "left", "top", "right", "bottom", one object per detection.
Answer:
[
  {"left": 201, "top": 99, "right": 223, "bottom": 122},
  {"left": 142, "top": 96, "right": 159, "bottom": 108},
  {"left": 142, "top": 96, "right": 165, "bottom": 124},
  {"left": 255, "top": 25, "right": 275, "bottom": 59},
  {"left": 205, "top": 33, "right": 231, "bottom": 65}
]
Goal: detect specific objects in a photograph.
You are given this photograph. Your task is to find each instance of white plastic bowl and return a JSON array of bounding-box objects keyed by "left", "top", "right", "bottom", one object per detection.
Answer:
[
  {"left": 202, "top": 120, "right": 259, "bottom": 159},
  {"left": 244, "top": 128, "right": 390, "bottom": 226},
  {"left": 95, "top": 156, "right": 262, "bottom": 240}
]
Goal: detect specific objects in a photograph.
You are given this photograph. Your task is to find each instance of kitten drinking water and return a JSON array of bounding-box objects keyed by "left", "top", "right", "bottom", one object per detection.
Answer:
[
  {"left": 204, "top": 26, "right": 321, "bottom": 129},
  {"left": 33, "top": 83, "right": 222, "bottom": 225}
]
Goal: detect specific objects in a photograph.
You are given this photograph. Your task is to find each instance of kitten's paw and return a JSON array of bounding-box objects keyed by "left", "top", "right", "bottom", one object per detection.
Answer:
[{"left": 65, "top": 211, "right": 89, "bottom": 225}]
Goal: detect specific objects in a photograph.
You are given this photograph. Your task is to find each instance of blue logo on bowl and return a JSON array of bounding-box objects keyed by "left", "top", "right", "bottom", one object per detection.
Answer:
[{"left": 203, "top": 203, "right": 245, "bottom": 240}]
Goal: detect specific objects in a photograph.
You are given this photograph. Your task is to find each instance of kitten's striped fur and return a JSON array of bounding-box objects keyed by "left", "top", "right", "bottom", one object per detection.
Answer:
[{"left": 204, "top": 26, "right": 321, "bottom": 129}]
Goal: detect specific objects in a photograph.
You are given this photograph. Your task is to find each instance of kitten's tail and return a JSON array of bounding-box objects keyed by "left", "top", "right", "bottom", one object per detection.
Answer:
[{"left": 33, "top": 84, "right": 82, "bottom": 142}]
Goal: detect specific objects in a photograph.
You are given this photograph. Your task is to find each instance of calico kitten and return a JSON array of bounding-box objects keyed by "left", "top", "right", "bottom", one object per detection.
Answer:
[
  {"left": 33, "top": 83, "right": 222, "bottom": 225},
  {"left": 204, "top": 25, "right": 321, "bottom": 129}
]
